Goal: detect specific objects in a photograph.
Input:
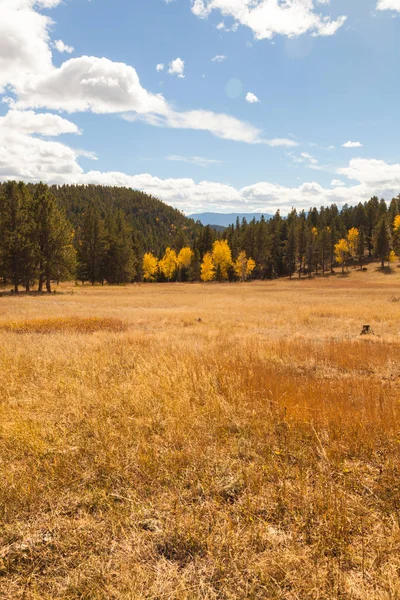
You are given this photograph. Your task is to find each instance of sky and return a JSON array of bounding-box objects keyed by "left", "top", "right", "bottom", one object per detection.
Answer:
[{"left": 0, "top": 0, "right": 400, "bottom": 215}]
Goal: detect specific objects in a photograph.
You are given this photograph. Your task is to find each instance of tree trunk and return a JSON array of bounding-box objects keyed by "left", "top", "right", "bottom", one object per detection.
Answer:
[
  {"left": 38, "top": 274, "right": 43, "bottom": 293},
  {"left": 25, "top": 280, "right": 30, "bottom": 293},
  {"left": 46, "top": 276, "right": 52, "bottom": 294},
  {"left": 14, "top": 280, "right": 19, "bottom": 294}
]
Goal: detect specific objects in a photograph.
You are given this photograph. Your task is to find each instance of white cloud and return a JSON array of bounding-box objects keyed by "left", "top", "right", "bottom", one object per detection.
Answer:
[
  {"left": 166, "top": 155, "right": 222, "bottom": 167},
  {"left": 0, "top": 0, "right": 54, "bottom": 91},
  {"left": 0, "top": 109, "right": 84, "bottom": 182},
  {"left": 1, "top": 2, "right": 295, "bottom": 146},
  {"left": 156, "top": 63, "right": 164, "bottom": 72},
  {"left": 1, "top": 115, "right": 399, "bottom": 215},
  {"left": 0, "top": 109, "right": 80, "bottom": 136},
  {"left": 342, "top": 141, "right": 363, "bottom": 148},
  {"left": 72, "top": 157, "right": 400, "bottom": 214},
  {"left": 168, "top": 57, "right": 185, "bottom": 78},
  {"left": 331, "top": 179, "right": 345, "bottom": 187},
  {"left": 124, "top": 110, "right": 297, "bottom": 146},
  {"left": 53, "top": 39, "right": 74, "bottom": 54},
  {"left": 377, "top": 0, "right": 400, "bottom": 11},
  {"left": 211, "top": 54, "right": 227, "bottom": 62},
  {"left": 246, "top": 92, "right": 260, "bottom": 103},
  {"left": 15, "top": 56, "right": 169, "bottom": 115},
  {"left": 191, "top": 0, "right": 347, "bottom": 40}
]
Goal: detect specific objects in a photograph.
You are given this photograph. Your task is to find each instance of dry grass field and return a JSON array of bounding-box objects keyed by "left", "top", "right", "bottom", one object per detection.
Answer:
[{"left": 1, "top": 266, "right": 400, "bottom": 599}]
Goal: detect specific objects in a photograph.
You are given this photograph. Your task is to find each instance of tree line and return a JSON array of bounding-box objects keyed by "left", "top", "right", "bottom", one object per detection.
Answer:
[{"left": 0, "top": 181, "right": 399, "bottom": 292}]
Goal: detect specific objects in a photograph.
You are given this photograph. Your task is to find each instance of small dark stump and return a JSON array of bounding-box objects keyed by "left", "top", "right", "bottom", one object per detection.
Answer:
[{"left": 361, "top": 325, "right": 374, "bottom": 336}]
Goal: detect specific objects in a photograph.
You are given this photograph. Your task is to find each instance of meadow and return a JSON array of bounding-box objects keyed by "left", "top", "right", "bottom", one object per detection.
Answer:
[{"left": 1, "top": 266, "right": 400, "bottom": 599}]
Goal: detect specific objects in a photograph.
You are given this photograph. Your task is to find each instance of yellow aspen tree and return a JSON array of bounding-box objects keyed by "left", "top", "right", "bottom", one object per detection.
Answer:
[
  {"left": 159, "top": 247, "right": 178, "bottom": 281},
  {"left": 212, "top": 239, "right": 232, "bottom": 280},
  {"left": 347, "top": 227, "right": 359, "bottom": 259},
  {"left": 389, "top": 250, "right": 396, "bottom": 263},
  {"left": 334, "top": 238, "right": 349, "bottom": 273},
  {"left": 233, "top": 251, "right": 256, "bottom": 281},
  {"left": 143, "top": 252, "right": 158, "bottom": 281},
  {"left": 177, "top": 247, "right": 193, "bottom": 269},
  {"left": 394, "top": 215, "right": 400, "bottom": 232},
  {"left": 200, "top": 252, "right": 215, "bottom": 282}
]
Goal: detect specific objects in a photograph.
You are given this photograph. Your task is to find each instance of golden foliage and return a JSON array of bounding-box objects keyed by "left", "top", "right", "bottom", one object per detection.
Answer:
[
  {"left": 212, "top": 239, "right": 232, "bottom": 280},
  {"left": 347, "top": 227, "right": 359, "bottom": 257},
  {"left": 394, "top": 214, "right": 400, "bottom": 232},
  {"left": 142, "top": 252, "right": 158, "bottom": 281},
  {"left": 334, "top": 238, "right": 349, "bottom": 265},
  {"left": 177, "top": 246, "right": 193, "bottom": 269},
  {"left": 159, "top": 247, "right": 178, "bottom": 280},
  {"left": 233, "top": 251, "right": 256, "bottom": 281},
  {"left": 200, "top": 252, "right": 215, "bottom": 282}
]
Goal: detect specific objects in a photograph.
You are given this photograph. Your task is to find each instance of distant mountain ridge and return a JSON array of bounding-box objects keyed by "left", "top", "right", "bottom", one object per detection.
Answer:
[{"left": 189, "top": 212, "right": 273, "bottom": 228}]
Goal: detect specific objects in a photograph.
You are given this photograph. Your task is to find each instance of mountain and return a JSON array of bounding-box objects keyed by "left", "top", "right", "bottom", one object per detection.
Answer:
[{"left": 189, "top": 212, "right": 273, "bottom": 228}]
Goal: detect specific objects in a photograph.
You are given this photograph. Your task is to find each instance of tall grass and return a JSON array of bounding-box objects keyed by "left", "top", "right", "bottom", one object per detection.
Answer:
[{"left": 0, "top": 272, "right": 399, "bottom": 598}]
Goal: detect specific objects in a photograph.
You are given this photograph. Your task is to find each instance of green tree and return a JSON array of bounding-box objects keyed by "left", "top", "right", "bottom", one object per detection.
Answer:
[
  {"left": 33, "top": 184, "right": 76, "bottom": 293},
  {"left": 373, "top": 216, "right": 393, "bottom": 269},
  {"left": 103, "top": 210, "right": 136, "bottom": 284},
  {"left": 76, "top": 203, "right": 107, "bottom": 284},
  {"left": 0, "top": 181, "right": 37, "bottom": 293}
]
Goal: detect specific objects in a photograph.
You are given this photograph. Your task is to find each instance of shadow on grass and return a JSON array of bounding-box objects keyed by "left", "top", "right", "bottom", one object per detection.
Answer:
[
  {"left": 0, "top": 289, "right": 69, "bottom": 297},
  {"left": 375, "top": 266, "right": 394, "bottom": 275}
]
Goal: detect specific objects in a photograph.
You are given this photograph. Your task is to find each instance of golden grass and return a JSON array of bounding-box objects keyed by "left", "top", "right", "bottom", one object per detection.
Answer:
[
  {"left": 0, "top": 267, "right": 400, "bottom": 599},
  {"left": 0, "top": 316, "right": 127, "bottom": 335}
]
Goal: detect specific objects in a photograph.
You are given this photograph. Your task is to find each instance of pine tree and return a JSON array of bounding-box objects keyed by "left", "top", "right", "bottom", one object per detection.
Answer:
[
  {"left": 189, "top": 248, "right": 201, "bottom": 282},
  {"left": 33, "top": 184, "right": 76, "bottom": 293},
  {"left": 0, "top": 182, "right": 36, "bottom": 293},
  {"left": 373, "top": 216, "right": 393, "bottom": 268},
  {"left": 356, "top": 226, "right": 366, "bottom": 269},
  {"left": 284, "top": 222, "right": 297, "bottom": 279},
  {"left": 76, "top": 203, "right": 107, "bottom": 284},
  {"left": 103, "top": 210, "right": 136, "bottom": 284}
]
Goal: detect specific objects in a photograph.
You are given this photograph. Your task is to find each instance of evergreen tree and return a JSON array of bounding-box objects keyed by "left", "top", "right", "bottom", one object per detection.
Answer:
[
  {"left": 76, "top": 203, "right": 107, "bottom": 284},
  {"left": 0, "top": 182, "right": 36, "bottom": 293},
  {"left": 373, "top": 216, "right": 393, "bottom": 268},
  {"left": 284, "top": 222, "right": 297, "bottom": 279},
  {"left": 356, "top": 226, "right": 366, "bottom": 269},
  {"left": 103, "top": 210, "right": 136, "bottom": 284}
]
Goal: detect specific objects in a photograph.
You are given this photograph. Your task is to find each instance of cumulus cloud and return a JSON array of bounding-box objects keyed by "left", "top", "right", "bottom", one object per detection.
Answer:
[
  {"left": 342, "top": 141, "right": 363, "bottom": 148},
  {"left": 14, "top": 56, "right": 169, "bottom": 114},
  {"left": 0, "top": 107, "right": 85, "bottom": 182},
  {"left": 377, "top": 0, "right": 400, "bottom": 11},
  {"left": 1, "top": 114, "right": 399, "bottom": 215},
  {"left": 168, "top": 57, "right": 185, "bottom": 78},
  {"left": 0, "top": 109, "right": 80, "bottom": 136},
  {"left": 191, "top": 0, "right": 347, "bottom": 40},
  {"left": 1, "top": 2, "right": 296, "bottom": 146},
  {"left": 53, "top": 39, "right": 74, "bottom": 54},
  {"left": 331, "top": 179, "right": 345, "bottom": 187},
  {"left": 156, "top": 63, "right": 164, "bottom": 72},
  {"left": 246, "top": 92, "right": 260, "bottom": 103},
  {"left": 0, "top": 0, "right": 54, "bottom": 91}
]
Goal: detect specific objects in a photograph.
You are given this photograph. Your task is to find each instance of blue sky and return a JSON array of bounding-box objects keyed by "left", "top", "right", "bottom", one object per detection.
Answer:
[{"left": 0, "top": 0, "right": 399, "bottom": 214}]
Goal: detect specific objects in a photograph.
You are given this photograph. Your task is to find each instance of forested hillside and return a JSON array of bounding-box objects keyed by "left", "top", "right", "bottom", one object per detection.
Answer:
[{"left": 0, "top": 181, "right": 399, "bottom": 292}]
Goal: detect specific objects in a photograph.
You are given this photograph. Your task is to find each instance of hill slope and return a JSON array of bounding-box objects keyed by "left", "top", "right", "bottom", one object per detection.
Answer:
[{"left": 50, "top": 185, "right": 202, "bottom": 256}]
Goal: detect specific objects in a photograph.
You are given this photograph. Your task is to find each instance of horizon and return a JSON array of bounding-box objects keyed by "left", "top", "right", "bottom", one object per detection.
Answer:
[{"left": 1, "top": 0, "right": 400, "bottom": 214}]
